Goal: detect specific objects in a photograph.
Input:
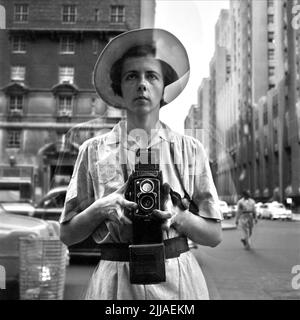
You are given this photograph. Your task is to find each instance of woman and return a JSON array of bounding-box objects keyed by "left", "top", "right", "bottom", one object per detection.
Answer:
[
  {"left": 59, "top": 28, "right": 223, "bottom": 300},
  {"left": 235, "top": 190, "right": 257, "bottom": 250}
]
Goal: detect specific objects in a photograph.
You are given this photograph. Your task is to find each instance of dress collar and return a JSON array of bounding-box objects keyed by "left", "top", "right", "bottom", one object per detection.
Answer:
[{"left": 105, "top": 120, "right": 175, "bottom": 147}]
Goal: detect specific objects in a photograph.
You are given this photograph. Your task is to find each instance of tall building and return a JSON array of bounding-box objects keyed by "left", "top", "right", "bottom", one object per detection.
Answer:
[
  {"left": 197, "top": 78, "right": 211, "bottom": 154},
  {"left": 187, "top": 0, "right": 300, "bottom": 210},
  {"left": 251, "top": 0, "right": 300, "bottom": 208},
  {"left": 0, "top": 0, "right": 155, "bottom": 201},
  {"left": 214, "top": 9, "right": 237, "bottom": 202},
  {"left": 184, "top": 104, "right": 201, "bottom": 141}
]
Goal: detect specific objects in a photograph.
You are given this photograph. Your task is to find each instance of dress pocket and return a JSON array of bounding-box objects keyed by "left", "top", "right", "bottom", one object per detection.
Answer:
[{"left": 97, "top": 163, "right": 118, "bottom": 183}]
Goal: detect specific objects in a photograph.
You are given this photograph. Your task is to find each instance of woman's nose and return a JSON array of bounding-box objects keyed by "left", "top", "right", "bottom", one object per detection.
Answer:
[{"left": 137, "top": 76, "right": 147, "bottom": 91}]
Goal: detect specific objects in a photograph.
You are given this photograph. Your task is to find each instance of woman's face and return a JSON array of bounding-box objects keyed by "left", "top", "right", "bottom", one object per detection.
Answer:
[{"left": 120, "top": 56, "right": 164, "bottom": 115}]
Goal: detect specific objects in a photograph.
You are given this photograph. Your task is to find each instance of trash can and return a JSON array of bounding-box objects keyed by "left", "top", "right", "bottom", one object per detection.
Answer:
[{"left": 19, "top": 237, "right": 68, "bottom": 300}]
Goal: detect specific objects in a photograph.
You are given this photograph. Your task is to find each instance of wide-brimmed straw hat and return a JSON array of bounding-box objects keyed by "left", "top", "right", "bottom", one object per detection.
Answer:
[{"left": 93, "top": 28, "right": 190, "bottom": 109}]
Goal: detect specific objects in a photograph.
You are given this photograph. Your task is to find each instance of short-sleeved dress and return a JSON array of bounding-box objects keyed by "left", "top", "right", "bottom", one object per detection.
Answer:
[{"left": 59, "top": 120, "right": 222, "bottom": 300}]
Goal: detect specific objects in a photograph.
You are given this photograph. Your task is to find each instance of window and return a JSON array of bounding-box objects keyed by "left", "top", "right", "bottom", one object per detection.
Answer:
[
  {"left": 268, "top": 48, "right": 275, "bottom": 60},
  {"left": 7, "top": 130, "right": 21, "bottom": 148},
  {"left": 92, "top": 39, "right": 98, "bottom": 55},
  {"left": 274, "top": 129, "right": 278, "bottom": 144},
  {"left": 58, "top": 96, "right": 73, "bottom": 112},
  {"left": 62, "top": 5, "right": 77, "bottom": 23},
  {"left": 263, "top": 104, "right": 268, "bottom": 125},
  {"left": 256, "top": 140, "right": 260, "bottom": 153},
  {"left": 267, "top": 14, "right": 274, "bottom": 24},
  {"left": 14, "top": 4, "right": 28, "bottom": 22},
  {"left": 268, "top": 65, "right": 275, "bottom": 77},
  {"left": 273, "top": 95, "right": 278, "bottom": 117},
  {"left": 12, "top": 36, "right": 26, "bottom": 53},
  {"left": 268, "top": 31, "right": 274, "bottom": 43},
  {"left": 267, "top": 0, "right": 274, "bottom": 7},
  {"left": 11, "top": 66, "right": 25, "bottom": 82},
  {"left": 264, "top": 134, "right": 268, "bottom": 149},
  {"left": 59, "top": 67, "right": 74, "bottom": 84},
  {"left": 95, "top": 8, "right": 100, "bottom": 22},
  {"left": 255, "top": 114, "right": 259, "bottom": 130},
  {"left": 110, "top": 5, "right": 125, "bottom": 23},
  {"left": 9, "top": 95, "right": 23, "bottom": 112},
  {"left": 60, "top": 36, "right": 75, "bottom": 54}
]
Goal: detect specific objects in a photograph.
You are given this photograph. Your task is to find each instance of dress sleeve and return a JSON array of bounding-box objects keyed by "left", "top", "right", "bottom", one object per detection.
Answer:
[
  {"left": 192, "top": 140, "right": 223, "bottom": 221},
  {"left": 59, "top": 141, "right": 94, "bottom": 224}
]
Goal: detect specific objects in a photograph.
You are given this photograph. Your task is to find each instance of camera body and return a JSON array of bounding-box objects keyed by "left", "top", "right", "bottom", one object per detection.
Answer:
[
  {"left": 125, "top": 148, "right": 164, "bottom": 244},
  {"left": 124, "top": 148, "right": 167, "bottom": 284}
]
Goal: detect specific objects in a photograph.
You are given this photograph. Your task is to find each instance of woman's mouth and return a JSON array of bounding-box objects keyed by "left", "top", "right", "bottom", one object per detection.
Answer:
[{"left": 135, "top": 96, "right": 149, "bottom": 102}]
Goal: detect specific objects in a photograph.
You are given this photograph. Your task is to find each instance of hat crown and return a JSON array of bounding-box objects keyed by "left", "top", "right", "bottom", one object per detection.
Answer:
[{"left": 93, "top": 28, "right": 190, "bottom": 109}]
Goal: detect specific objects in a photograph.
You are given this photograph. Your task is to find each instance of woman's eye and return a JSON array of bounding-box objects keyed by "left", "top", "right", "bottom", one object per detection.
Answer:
[
  {"left": 148, "top": 74, "right": 158, "bottom": 80},
  {"left": 125, "top": 74, "right": 136, "bottom": 80}
]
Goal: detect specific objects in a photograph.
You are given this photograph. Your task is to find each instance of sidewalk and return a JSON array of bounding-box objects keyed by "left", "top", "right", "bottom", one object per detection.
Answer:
[
  {"left": 221, "top": 220, "right": 237, "bottom": 230},
  {"left": 292, "top": 213, "right": 300, "bottom": 221}
]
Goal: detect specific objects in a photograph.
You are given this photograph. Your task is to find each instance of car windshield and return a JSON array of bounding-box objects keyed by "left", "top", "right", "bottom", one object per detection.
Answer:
[
  {"left": 0, "top": 190, "right": 21, "bottom": 202},
  {"left": 274, "top": 204, "right": 284, "bottom": 208}
]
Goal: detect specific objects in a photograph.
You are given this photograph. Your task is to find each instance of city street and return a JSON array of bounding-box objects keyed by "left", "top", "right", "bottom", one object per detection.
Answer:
[{"left": 64, "top": 219, "right": 300, "bottom": 300}]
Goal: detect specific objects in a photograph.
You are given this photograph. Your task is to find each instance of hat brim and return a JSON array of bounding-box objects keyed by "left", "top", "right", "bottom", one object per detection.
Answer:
[{"left": 93, "top": 28, "right": 190, "bottom": 109}]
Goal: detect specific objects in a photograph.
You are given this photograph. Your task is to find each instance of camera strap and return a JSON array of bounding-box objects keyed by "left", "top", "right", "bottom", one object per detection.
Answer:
[
  {"left": 169, "top": 141, "right": 199, "bottom": 214},
  {"left": 169, "top": 141, "right": 191, "bottom": 202},
  {"left": 120, "top": 145, "right": 131, "bottom": 182}
]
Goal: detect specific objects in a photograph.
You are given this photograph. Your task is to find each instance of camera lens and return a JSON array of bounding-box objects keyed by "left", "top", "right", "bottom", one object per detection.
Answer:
[
  {"left": 140, "top": 180, "right": 154, "bottom": 193},
  {"left": 139, "top": 194, "right": 155, "bottom": 211}
]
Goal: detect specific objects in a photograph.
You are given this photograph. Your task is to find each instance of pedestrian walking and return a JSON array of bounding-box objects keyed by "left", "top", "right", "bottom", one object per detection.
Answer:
[
  {"left": 59, "top": 28, "right": 223, "bottom": 300},
  {"left": 235, "top": 190, "right": 257, "bottom": 250}
]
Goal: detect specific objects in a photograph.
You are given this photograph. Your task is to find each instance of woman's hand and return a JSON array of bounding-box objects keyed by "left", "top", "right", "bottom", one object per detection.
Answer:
[
  {"left": 152, "top": 183, "right": 190, "bottom": 233},
  {"left": 152, "top": 183, "right": 222, "bottom": 247},
  {"left": 95, "top": 182, "right": 137, "bottom": 226}
]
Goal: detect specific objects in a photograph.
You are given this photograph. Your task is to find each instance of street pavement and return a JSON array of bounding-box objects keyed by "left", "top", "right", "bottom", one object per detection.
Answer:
[
  {"left": 64, "top": 218, "right": 300, "bottom": 300},
  {"left": 292, "top": 213, "right": 300, "bottom": 221},
  {"left": 195, "top": 218, "right": 300, "bottom": 300}
]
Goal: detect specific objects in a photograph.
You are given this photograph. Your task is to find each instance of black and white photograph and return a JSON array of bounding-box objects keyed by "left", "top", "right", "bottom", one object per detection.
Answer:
[{"left": 0, "top": 0, "right": 300, "bottom": 305}]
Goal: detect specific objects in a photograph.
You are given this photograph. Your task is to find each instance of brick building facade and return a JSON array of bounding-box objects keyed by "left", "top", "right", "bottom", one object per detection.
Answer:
[{"left": 0, "top": 0, "right": 155, "bottom": 201}]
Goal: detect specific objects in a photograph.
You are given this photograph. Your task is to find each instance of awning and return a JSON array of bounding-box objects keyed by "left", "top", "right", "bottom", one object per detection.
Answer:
[
  {"left": 284, "top": 185, "right": 292, "bottom": 196},
  {"left": 273, "top": 187, "right": 280, "bottom": 194},
  {"left": 0, "top": 177, "right": 31, "bottom": 185},
  {"left": 263, "top": 188, "right": 270, "bottom": 197},
  {"left": 254, "top": 189, "right": 261, "bottom": 198}
]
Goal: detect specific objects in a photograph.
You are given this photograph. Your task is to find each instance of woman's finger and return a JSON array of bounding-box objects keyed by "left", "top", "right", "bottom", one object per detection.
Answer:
[
  {"left": 161, "top": 219, "right": 171, "bottom": 230},
  {"left": 119, "top": 215, "right": 132, "bottom": 225},
  {"left": 152, "top": 209, "right": 172, "bottom": 220},
  {"left": 115, "top": 180, "right": 130, "bottom": 194},
  {"left": 162, "top": 183, "right": 170, "bottom": 196},
  {"left": 120, "top": 198, "right": 138, "bottom": 209},
  {"left": 182, "top": 198, "right": 190, "bottom": 210}
]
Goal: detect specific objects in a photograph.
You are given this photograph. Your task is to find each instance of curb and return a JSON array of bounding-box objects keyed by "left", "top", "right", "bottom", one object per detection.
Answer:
[
  {"left": 221, "top": 223, "right": 237, "bottom": 230},
  {"left": 292, "top": 213, "right": 300, "bottom": 221}
]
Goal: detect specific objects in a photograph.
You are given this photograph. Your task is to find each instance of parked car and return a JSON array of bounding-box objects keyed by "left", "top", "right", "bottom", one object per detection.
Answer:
[
  {"left": 0, "top": 187, "right": 35, "bottom": 217},
  {"left": 255, "top": 202, "right": 264, "bottom": 219},
  {"left": 0, "top": 205, "right": 65, "bottom": 300},
  {"left": 32, "top": 186, "right": 101, "bottom": 259},
  {"left": 219, "top": 200, "right": 232, "bottom": 219},
  {"left": 260, "top": 201, "right": 292, "bottom": 220},
  {"left": 33, "top": 186, "right": 68, "bottom": 221},
  {"left": 229, "top": 204, "right": 237, "bottom": 218}
]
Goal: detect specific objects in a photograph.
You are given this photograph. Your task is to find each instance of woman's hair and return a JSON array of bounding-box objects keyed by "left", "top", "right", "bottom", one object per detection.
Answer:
[
  {"left": 110, "top": 44, "right": 179, "bottom": 107},
  {"left": 242, "top": 190, "right": 250, "bottom": 199}
]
